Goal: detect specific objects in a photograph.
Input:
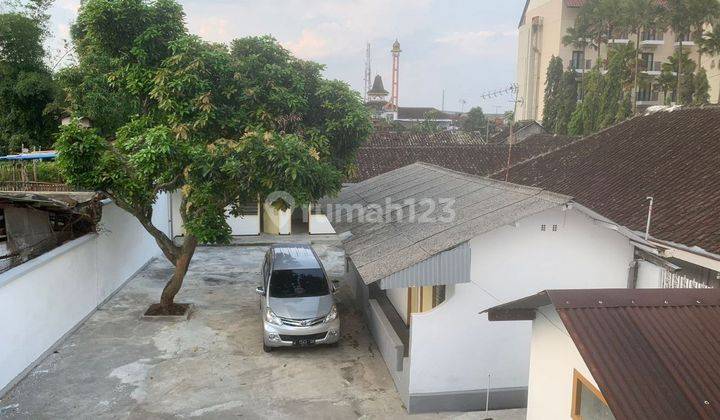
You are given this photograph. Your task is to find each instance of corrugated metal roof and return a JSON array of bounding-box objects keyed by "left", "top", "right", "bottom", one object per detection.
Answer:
[
  {"left": 379, "top": 242, "right": 470, "bottom": 289},
  {"left": 486, "top": 289, "right": 720, "bottom": 420},
  {"left": 331, "top": 163, "right": 571, "bottom": 285}
]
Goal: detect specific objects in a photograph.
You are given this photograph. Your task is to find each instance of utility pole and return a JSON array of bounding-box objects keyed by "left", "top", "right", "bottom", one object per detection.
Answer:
[{"left": 442, "top": 89, "right": 445, "bottom": 112}]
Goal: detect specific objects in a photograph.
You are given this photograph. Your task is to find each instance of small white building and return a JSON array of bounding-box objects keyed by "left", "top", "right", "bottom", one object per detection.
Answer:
[
  {"left": 168, "top": 191, "right": 335, "bottom": 238},
  {"left": 486, "top": 288, "right": 720, "bottom": 420},
  {"left": 333, "top": 163, "right": 665, "bottom": 413}
]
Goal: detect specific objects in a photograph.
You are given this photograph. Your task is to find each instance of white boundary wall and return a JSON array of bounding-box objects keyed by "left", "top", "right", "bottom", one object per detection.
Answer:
[{"left": 0, "top": 195, "right": 171, "bottom": 396}]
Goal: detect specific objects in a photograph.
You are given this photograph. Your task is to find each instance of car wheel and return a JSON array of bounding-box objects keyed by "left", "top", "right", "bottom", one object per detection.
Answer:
[{"left": 263, "top": 343, "right": 273, "bottom": 353}]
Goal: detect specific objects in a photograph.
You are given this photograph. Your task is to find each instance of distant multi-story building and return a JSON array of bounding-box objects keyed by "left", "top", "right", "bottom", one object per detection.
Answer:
[{"left": 516, "top": 0, "right": 718, "bottom": 122}]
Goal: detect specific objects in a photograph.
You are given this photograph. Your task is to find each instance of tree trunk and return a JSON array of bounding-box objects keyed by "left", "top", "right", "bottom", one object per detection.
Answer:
[
  {"left": 160, "top": 235, "right": 198, "bottom": 311},
  {"left": 677, "top": 40, "right": 683, "bottom": 104},
  {"left": 633, "top": 27, "right": 641, "bottom": 113}
]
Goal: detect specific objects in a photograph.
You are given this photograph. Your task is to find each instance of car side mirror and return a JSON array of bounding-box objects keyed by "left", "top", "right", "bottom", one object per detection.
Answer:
[{"left": 255, "top": 286, "right": 266, "bottom": 296}]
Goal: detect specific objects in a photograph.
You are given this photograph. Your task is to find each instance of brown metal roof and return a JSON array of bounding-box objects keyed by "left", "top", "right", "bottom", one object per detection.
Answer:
[{"left": 486, "top": 289, "right": 720, "bottom": 420}]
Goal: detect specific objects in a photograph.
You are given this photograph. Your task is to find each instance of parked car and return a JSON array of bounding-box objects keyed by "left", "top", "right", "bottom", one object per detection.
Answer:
[{"left": 257, "top": 244, "right": 340, "bottom": 352}]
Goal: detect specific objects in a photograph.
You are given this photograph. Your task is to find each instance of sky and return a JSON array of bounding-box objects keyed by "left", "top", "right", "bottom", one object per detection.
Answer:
[{"left": 46, "top": 0, "right": 526, "bottom": 114}]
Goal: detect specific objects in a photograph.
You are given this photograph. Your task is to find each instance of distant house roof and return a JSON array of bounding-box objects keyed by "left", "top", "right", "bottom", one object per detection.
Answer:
[
  {"left": 497, "top": 106, "right": 720, "bottom": 256},
  {"left": 331, "top": 163, "right": 571, "bottom": 285},
  {"left": 488, "top": 120, "right": 545, "bottom": 144},
  {"left": 486, "top": 288, "right": 720, "bottom": 420},
  {"left": 396, "top": 107, "right": 455, "bottom": 120},
  {"left": 352, "top": 132, "right": 577, "bottom": 182}
]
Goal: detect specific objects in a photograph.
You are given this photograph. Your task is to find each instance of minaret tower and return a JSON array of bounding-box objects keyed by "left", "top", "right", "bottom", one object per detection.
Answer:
[{"left": 388, "top": 39, "right": 401, "bottom": 111}]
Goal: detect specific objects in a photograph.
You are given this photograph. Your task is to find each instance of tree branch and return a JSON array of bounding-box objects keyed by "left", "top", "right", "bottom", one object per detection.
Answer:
[{"left": 107, "top": 192, "right": 180, "bottom": 266}]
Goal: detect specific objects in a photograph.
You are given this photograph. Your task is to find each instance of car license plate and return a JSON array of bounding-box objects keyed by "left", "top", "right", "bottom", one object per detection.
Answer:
[{"left": 297, "top": 339, "right": 314, "bottom": 346}]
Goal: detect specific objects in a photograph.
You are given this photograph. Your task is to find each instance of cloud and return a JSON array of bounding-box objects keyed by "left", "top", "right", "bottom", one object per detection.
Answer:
[
  {"left": 285, "top": 29, "right": 330, "bottom": 60},
  {"left": 56, "top": 0, "right": 80, "bottom": 13}
]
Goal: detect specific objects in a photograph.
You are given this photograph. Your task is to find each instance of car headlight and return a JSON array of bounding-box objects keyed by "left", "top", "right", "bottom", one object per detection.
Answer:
[
  {"left": 265, "top": 307, "right": 282, "bottom": 325},
  {"left": 324, "top": 304, "right": 338, "bottom": 323}
]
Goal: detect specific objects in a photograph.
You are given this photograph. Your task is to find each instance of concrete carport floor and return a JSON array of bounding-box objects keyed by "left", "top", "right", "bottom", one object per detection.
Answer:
[{"left": 0, "top": 245, "right": 525, "bottom": 419}]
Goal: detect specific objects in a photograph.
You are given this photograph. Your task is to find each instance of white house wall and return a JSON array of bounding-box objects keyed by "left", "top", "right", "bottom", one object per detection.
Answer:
[
  {"left": 170, "top": 191, "right": 260, "bottom": 237},
  {"left": 526, "top": 304, "right": 597, "bottom": 420},
  {"left": 386, "top": 287, "right": 409, "bottom": 324},
  {"left": 636, "top": 259, "right": 663, "bottom": 288},
  {"left": 407, "top": 207, "right": 633, "bottom": 406},
  {"left": 0, "top": 196, "right": 171, "bottom": 396}
]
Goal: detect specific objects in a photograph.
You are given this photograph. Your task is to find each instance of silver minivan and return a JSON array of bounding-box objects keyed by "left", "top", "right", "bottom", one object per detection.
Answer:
[{"left": 256, "top": 244, "right": 340, "bottom": 352}]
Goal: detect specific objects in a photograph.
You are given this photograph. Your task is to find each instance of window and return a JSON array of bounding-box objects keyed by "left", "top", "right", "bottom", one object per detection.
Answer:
[
  {"left": 432, "top": 285, "right": 446, "bottom": 307},
  {"left": 552, "top": 224, "right": 558, "bottom": 232},
  {"left": 572, "top": 51, "right": 585, "bottom": 70},
  {"left": 268, "top": 269, "right": 329, "bottom": 298},
  {"left": 641, "top": 53, "right": 654, "bottom": 71},
  {"left": 571, "top": 370, "right": 615, "bottom": 420},
  {"left": 541, "top": 224, "right": 547, "bottom": 231}
]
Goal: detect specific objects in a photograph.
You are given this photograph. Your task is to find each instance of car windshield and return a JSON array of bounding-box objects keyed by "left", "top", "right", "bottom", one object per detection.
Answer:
[{"left": 269, "top": 269, "right": 329, "bottom": 298}]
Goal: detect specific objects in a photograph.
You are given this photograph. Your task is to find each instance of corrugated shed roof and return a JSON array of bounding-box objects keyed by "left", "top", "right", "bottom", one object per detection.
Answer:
[
  {"left": 487, "top": 288, "right": 720, "bottom": 420},
  {"left": 498, "top": 107, "right": 720, "bottom": 256},
  {"left": 332, "top": 163, "right": 571, "bottom": 284}
]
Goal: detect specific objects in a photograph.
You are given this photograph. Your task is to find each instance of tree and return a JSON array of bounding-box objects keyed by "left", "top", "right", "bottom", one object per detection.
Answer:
[
  {"left": 660, "top": 50, "right": 696, "bottom": 104},
  {"left": 620, "top": 0, "right": 660, "bottom": 112},
  {"left": 693, "top": 68, "right": 710, "bottom": 104},
  {"left": 550, "top": 68, "right": 578, "bottom": 135},
  {"left": 568, "top": 68, "right": 604, "bottom": 135},
  {"left": 698, "top": 24, "right": 720, "bottom": 102},
  {"left": 462, "top": 107, "right": 487, "bottom": 132},
  {"left": 600, "top": 44, "right": 635, "bottom": 126},
  {"left": 662, "top": 0, "right": 693, "bottom": 103},
  {"left": 562, "top": 21, "right": 591, "bottom": 95},
  {"left": 688, "top": 0, "right": 720, "bottom": 68},
  {"left": 0, "top": 0, "right": 59, "bottom": 154},
  {"left": 56, "top": 0, "right": 370, "bottom": 314},
  {"left": 542, "top": 56, "right": 564, "bottom": 131}
]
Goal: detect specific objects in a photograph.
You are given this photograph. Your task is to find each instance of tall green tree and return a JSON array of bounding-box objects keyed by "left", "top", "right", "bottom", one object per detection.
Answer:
[
  {"left": 688, "top": 0, "right": 720, "bottom": 68},
  {"left": 462, "top": 106, "right": 487, "bottom": 132},
  {"left": 542, "top": 56, "right": 564, "bottom": 131},
  {"left": 568, "top": 68, "right": 604, "bottom": 135},
  {"left": 0, "top": 0, "right": 59, "bottom": 154},
  {"left": 698, "top": 24, "right": 720, "bottom": 102},
  {"left": 600, "top": 44, "right": 635, "bottom": 127},
  {"left": 693, "top": 68, "right": 710, "bottom": 104},
  {"left": 553, "top": 68, "right": 578, "bottom": 134},
  {"left": 662, "top": 0, "right": 693, "bottom": 103},
  {"left": 563, "top": 20, "right": 592, "bottom": 95},
  {"left": 56, "top": 0, "right": 370, "bottom": 313},
  {"left": 620, "top": 0, "right": 661, "bottom": 112},
  {"left": 660, "top": 50, "right": 696, "bottom": 104}
]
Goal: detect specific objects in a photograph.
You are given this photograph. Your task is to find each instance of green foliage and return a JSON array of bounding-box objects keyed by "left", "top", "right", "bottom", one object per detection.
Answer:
[
  {"left": 462, "top": 107, "right": 487, "bottom": 132},
  {"left": 0, "top": 1, "right": 59, "bottom": 154},
  {"left": 542, "top": 56, "right": 564, "bottom": 131},
  {"left": 660, "top": 51, "right": 696, "bottom": 105},
  {"left": 554, "top": 69, "right": 578, "bottom": 135},
  {"left": 568, "top": 69, "right": 603, "bottom": 136},
  {"left": 56, "top": 0, "right": 370, "bottom": 251},
  {"left": 0, "top": 161, "right": 64, "bottom": 182},
  {"left": 693, "top": 68, "right": 710, "bottom": 105}
]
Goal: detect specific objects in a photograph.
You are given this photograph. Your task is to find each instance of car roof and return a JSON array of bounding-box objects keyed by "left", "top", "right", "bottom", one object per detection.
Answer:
[{"left": 270, "top": 244, "right": 322, "bottom": 270}]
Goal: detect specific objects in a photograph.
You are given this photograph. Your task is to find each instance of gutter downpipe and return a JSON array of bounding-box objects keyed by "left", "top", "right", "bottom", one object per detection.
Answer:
[{"left": 645, "top": 196, "right": 654, "bottom": 241}]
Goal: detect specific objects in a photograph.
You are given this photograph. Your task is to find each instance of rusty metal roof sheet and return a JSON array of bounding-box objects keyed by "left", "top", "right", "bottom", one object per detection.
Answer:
[{"left": 486, "top": 289, "right": 720, "bottom": 420}]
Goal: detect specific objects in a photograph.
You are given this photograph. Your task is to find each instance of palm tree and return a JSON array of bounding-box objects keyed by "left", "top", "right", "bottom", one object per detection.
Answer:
[
  {"left": 698, "top": 24, "right": 720, "bottom": 102},
  {"left": 688, "top": 0, "right": 720, "bottom": 69},
  {"left": 563, "top": 20, "right": 592, "bottom": 98},
  {"left": 621, "top": 0, "right": 660, "bottom": 112},
  {"left": 662, "top": 0, "right": 692, "bottom": 104}
]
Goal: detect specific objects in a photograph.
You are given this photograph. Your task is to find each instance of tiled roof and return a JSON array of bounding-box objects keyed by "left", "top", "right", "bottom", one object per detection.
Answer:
[
  {"left": 487, "top": 288, "right": 720, "bottom": 420},
  {"left": 332, "top": 163, "right": 571, "bottom": 284},
  {"left": 396, "top": 107, "right": 455, "bottom": 120},
  {"left": 565, "top": 0, "right": 585, "bottom": 7},
  {"left": 353, "top": 132, "right": 577, "bottom": 182},
  {"left": 498, "top": 107, "right": 720, "bottom": 255}
]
